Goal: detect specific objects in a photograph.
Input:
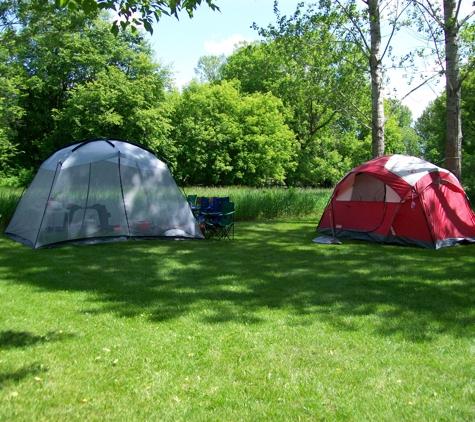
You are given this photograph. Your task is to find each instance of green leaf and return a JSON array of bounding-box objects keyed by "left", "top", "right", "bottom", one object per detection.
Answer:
[
  {"left": 111, "top": 21, "right": 119, "bottom": 37},
  {"left": 143, "top": 19, "right": 153, "bottom": 34}
]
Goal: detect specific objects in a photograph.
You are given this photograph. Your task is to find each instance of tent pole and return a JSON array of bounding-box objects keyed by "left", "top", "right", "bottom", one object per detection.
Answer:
[
  {"left": 81, "top": 162, "right": 93, "bottom": 228},
  {"left": 34, "top": 161, "right": 62, "bottom": 248},
  {"left": 136, "top": 162, "right": 153, "bottom": 227},
  {"left": 385, "top": 200, "right": 404, "bottom": 244},
  {"left": 117, "top": 152, "right": 131, "bottom": 234},
  {"left": 328, "top": 191, "right": 338, "bottom": 240},
  {"left": 329, "top": 206, "right": 336, "bottom": 239}
]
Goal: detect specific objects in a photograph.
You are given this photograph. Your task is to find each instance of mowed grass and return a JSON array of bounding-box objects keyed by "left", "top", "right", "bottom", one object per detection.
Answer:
[{"left": 1, "top": 217, "right": 475, "bottom": 421}]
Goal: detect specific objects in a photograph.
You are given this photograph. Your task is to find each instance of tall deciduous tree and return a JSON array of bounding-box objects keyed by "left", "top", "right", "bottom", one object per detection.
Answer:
[
  {"left": 415, "top": 95, "right": 447, "bottom": 163},
  {"left": 194, "top": 54, "right": 226, "bottom": 83},
  {"left": 0, "top": 36, "right": 24, "bottom": 172},
  {"left": 415, "top": 67, "right": 475, "bottom": 195},
  {"left": 411, "top": 0, "right": 474, "bottom": 180},
  {"left": 460, "top": 67, "right": 475, "bottom": 193},
  {"left": 235, "top": 4, "right": 372, "bottom": 185},
  {"left": 383, "top": 99, "right": 422, "bottom": 156},
  {"left": 319, "top": 0, "right": 411, "bottom": 158},
  {"left": 2, "top": 1, "right": 174, "bottom": 171},
  {"left": 368, "top": 0, "right": 385, "bottom": 157},
  {"left": 219, "top": 41, "right": 281, "bottom": 95}
]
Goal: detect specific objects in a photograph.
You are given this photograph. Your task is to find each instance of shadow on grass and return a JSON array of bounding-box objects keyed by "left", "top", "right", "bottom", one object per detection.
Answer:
[
  {"left": 0, "top": 330, "right": 74, "bottom": 350},
  {"left": 1, "top": 218, "right": 475, "bottom": 342},
  {"left": 0, "top": 363, "right": 47, "bottom": 388},
  {"left": 0, "top": 330, "right": 72, "bottom": 389}
]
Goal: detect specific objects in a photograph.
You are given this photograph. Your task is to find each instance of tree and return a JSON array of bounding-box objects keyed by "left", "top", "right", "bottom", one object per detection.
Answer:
[
  {"left": 57, "top": 0, "right": 219, "bottom": 34},
  {"left": 415, "top": 95, "right": 447, "bottom": 163},
  {"left": 220, "top": 41, "right": 282, "bottom": 94},
  {"left": 415, "top": 68, "right": 475, "bottom": 195},
  {"left": 460, "top": 67, "right": 475, "bottom": 195},
  {"left": 367, "top": 0, "right": 385, "bottom": 157},
  {"left": 242, "top": 3, "right": 374, "bottom": 185},
  {"left": 462, "top": 62, "right": 475, "bottom": 150},
  {"left": 2, "top": 1, "right": 174, "bottom": 172},
  {"left": 194, "top": 54, "right": 226, "bottom": 83},
  {"left": 317, "top": 0, "right": 413, "bottom": 158},
  {"left": 385, "top": 99, "right": 422, "bottom": 156},
  {"left": 411, "top": 0, "right": 475, "bottom": 179},
  {"left": 171, "top": 81, "right": 298, "bottom": 186},
  {"left": 0, "top": 35, "right": 24, "bottom": 175},
  {"left": 0, "top": 0, "right": 28, "bottom": 175},
  {"left": 385, "top": 99, "right": 422, "bottom": 155},
  {"left": 51, "top": 66, "right": 174, "bottom": 157}
]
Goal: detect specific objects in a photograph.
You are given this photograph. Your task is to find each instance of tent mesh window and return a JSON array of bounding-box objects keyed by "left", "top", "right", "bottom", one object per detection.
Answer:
[{"left": 351, "top": 173, "right": 385, "bottom": 202}]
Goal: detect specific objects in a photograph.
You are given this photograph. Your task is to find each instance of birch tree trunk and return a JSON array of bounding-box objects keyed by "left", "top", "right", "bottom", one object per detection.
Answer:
[
  {"left": 443, "top": 0, "right": 462, "bottom": 180},
  {"left": 368, "top": 0, "right": 385, "bottom": 157}
]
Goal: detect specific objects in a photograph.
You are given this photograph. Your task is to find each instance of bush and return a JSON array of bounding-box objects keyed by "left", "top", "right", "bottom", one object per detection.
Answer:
[{"left": 0, "top": 167, "right": 36, "bottom": 188}]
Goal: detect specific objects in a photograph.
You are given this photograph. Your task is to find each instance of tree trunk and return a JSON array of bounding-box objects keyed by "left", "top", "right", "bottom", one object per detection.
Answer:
[
  {"left": 444, "top": 0, "right": 462, "bottom": 180},
  {"left": 368, "top": 0, "right": 385, "bottom": 158}
]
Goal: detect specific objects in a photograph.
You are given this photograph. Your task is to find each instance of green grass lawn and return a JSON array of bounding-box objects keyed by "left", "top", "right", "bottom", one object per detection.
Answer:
[{"left": 1, "top": 217, "right": 475, "bottom": 421}]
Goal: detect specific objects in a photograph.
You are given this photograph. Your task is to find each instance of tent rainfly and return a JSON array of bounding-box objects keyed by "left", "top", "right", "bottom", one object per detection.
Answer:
[
  {"left": 317, "top": 154, "right": 475, "bottom": 249},
  {"left": 4, "top": 138, "right": 204, "bottom": 249}
]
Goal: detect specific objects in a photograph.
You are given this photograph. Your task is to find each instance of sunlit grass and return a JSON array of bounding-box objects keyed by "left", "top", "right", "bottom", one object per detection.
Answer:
[{"left": 1, "top": 218, "right": 475, "bottom": 420}]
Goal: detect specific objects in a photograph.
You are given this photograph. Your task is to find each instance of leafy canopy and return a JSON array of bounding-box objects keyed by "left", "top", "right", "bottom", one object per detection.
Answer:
[
  {"left": 56, "top": 0, "right": 219, "bottom": 34},
  {"left": 1, "top": 1, "right": 174, "bottom": 173},
  {"left": 171, "top": 81, "right": 298, "bottom": 186}
]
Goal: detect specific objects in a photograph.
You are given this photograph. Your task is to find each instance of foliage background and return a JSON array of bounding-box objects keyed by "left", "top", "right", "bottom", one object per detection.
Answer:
[{"left": 0, "top": 1, "right": 473, "bottom": 192}]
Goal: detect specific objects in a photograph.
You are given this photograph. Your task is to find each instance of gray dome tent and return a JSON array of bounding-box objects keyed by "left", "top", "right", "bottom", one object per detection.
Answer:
[{"left": 5, "top": 138, "right": 204, "bottom": 248}]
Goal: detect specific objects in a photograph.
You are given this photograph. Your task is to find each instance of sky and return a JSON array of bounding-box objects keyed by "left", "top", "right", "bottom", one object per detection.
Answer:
[
  {"left": 147, "top": 0, "right": 300, "bottom": 86},
  {"left": 146, "top": 0, "right": 446, "bottom": 120}
]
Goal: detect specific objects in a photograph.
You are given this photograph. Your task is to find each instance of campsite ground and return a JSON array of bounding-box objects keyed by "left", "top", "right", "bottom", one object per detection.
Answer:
[{"left": 1, "top": 217, "right": 475, "bottom": 421}]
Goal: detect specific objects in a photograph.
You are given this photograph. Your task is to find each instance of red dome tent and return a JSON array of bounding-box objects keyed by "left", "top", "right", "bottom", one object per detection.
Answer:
[{"left": 317, "top": 155, "right": 475, "bottom": 249}]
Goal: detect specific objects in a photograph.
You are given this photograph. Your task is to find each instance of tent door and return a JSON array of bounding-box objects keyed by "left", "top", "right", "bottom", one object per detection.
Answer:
[{"left": 334, "top": 173, "right": 388, "bottom": 233}]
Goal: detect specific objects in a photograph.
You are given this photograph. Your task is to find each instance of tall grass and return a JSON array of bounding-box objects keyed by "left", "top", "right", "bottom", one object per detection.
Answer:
[
  {"left": 183, "top": 186, "right": 331, "bottom": 220},
  {"left": 0, "top": 187, "right": 22, "bottom": 228},
  {"left": 0, "top": 186, "right": 331, "bottom": 229}
]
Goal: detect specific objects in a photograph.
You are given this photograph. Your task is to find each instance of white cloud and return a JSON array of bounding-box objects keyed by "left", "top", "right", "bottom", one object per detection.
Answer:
[
  {"left": 174, "top": 75, "right": 193, "bottom": 90},
  {"left": 204, "top": 34, "right": 253, "bottom": 55}
]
